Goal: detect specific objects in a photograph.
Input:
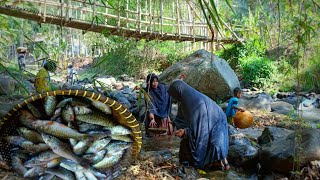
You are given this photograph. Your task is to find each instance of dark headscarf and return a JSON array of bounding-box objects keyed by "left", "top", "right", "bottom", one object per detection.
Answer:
[
  {"left": 145, "top": 74, "right": 172, "bottom": 119},
  {"left": 168, "top": 80, "right": 229, "bottom": 168}
]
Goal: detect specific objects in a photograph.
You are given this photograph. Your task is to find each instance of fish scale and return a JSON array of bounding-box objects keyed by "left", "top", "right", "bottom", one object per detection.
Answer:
[
  {"left": 76, "top": 112, "right": 116, "bottom": 127},
  {"left": 0, "top": 90, "right": 138, "bottom": 179},
  {"left": 32, "top": 120, "right": 90, "bottom": 140}
]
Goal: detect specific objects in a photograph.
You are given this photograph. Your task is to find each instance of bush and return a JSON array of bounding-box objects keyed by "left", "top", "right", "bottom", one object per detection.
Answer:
[
  {"left": 218, "top": 39, "right": 266, "bottom": 71},
  {"left": 240, "top": 57, "right": 277, "bottom": 88}
]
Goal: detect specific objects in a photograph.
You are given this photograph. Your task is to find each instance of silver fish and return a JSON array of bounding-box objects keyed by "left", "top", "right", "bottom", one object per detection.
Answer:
[
  {"left": 76, "top": 112, "right": 116, "bottom": 127},
  {"left": 19, "top": 110, "right": 36, "bottom": 129},
  {"left": 44, "top": 96, "right": 57, "bottom": 116},
  {"left": 41, "top": 134, "right": 86, "bottom": 166},
  {"left": 50, "top": 108, "right": 62, "bottom": 120},
  {"left": 105, "top": 141, "right": 131, "bottom": 154},
  {"left": 24, "top": 166, "right": 45, "bottom": 178},
  {"left": 75, "top": 171, "right": 86, "bottom": 180},
  {"left": 12, "top": 156, "right": 27, "bottom": 176},
  {"left": 5, "top": 136, "right": 49, "bottom": 153},
  {"left": 84, "top": 172, "right": 98, "bottom": 180},
  {"left": 88, "top": 98, "right": 112, "bottom": 114},
  {"left": 110, "top": 134, "right": 132, "bottom": 142},
  {"left": 73, "top": 106, "right": 92, "bottom": 115},
  {"left": 24, "top": 151, "right": 60, "bottom": 168},
  {"left": 18, "top": 127, "right": 44, "bottom": 143},
  {"left": 56, "top": 98, "right": 72, "bottom": 108},
  {"left": 93, "top": 150, "right": 125, "bottom": 169},
  {"left": 32, "top": 120, "right": 91, "bottom": 140},
  {"left": 46, "top": 158, "right": 60, "bottom": 168},
  {"left": 62, "top": 105, "right": 74, "bottom": 122},
  {"left": 39, "top": 174, "right": 55, "bottom": 180},
  {"left": 68, "top": 122, "right": 78, "bottom": 146},
  {"left": 60, "top": 159, "right": 106, "bottom": 178},
  {"left": 106, "top": 125, "right": 131, "bottom": 135},
  {"left": 83, "top": 150, "right": 107, "bottom": 164},
  {"left": 78, "top": 123, "right": 103, "bottom": 132},
  {"left": 27, "top": 103, "right": 42, "bottom": 119},
  {"left": 86, "top": 138, "right": 111, "bottom": 154},
  {"left": 73, "top": 139, "right": 92, "bottom": 155},
  {"left": 45, "top": 167, "right": 75, "bottom": 180}
]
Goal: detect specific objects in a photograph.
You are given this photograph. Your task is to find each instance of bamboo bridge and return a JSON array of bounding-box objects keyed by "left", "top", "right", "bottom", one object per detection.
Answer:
[{"left": 0, "top": 0, "right": 240, "bottom": 43}]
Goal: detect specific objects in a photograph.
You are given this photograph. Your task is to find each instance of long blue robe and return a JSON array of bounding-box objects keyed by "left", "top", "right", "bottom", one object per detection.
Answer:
[{"left": 168, "top": 80, "right": 229, "bottom": 168}]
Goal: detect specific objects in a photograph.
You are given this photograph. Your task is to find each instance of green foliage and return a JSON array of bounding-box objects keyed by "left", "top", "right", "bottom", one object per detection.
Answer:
[
  {"left": 91, "top": 38, "right": 186, "bottom": 78},
  {"left": 239, "top": 57, "right": 277, "bottom": 88},
  {"left": 298, "top": 46, "right": 320, "bottom": 92},
  {"left": 218, "top": 39, "right": 266, "bottom": 71}
]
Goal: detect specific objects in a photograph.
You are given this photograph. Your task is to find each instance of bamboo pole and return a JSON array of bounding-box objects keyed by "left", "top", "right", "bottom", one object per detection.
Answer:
[
  {"left": 149, "top": 0, "right": 152, "bottom": 32},
  {"left": 126, "top": 0, "right": 129, "bottom": 28},
  {"left": 117, "top": 1, "right": 120, "bottom": 27},
  {"left": 159, "top": 0, "right": 163, "bottom": 35},
  {"left": 175, "top": 0, "right": 180, "bottom": 37}
]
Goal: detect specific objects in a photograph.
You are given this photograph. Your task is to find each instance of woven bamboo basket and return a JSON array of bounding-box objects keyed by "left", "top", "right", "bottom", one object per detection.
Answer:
[{"left": 0, "top": 90, "right": 142, "bottom": 169}]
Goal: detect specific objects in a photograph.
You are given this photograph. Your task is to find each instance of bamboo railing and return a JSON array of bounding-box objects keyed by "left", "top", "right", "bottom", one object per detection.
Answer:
[{"left": 0, "top": 0, "right": 240, "bottom": 43}]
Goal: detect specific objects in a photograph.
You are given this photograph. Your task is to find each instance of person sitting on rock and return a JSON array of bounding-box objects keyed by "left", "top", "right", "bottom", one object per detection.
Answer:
[
  {"left": 34, "top": 60, "right": 57, "bottom": 93},
  {"left": 225, "top": 87, "right": 245, "bottom": 125},
  {"left": 168, "top": 80, "right": 230, "bottom": 172},
  {"left": 144, "top": 73, "right": 173, "bottom": 136}
]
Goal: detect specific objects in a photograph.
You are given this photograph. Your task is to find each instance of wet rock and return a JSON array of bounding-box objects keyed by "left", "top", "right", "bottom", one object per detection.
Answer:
[
  {"left": 238, "top": 128, "right": 263, "bottom": 141},
  {"left": 113, "top": 83, "right": 124, "bottom": 90},
  {"left": 117, "top": 97, "right": 131, "bottom": 109},
  {"left": 119, "top": 74, "right": 133, "bottom": 81},
  {"left": 96, "top": 76, "right": 116, "bottom": 87},
  {"left": 281, "top": 96, "right": 306, "bottom": 107},
  {"left": 0, "top": 77, "right": 16, "bottom": 95},
  {"left": 228, "top": 125, "right": 238, "bottom": 136},
  {"left": 0, "top": 102, "right": 16, "bottom": 118},
  {"left": 271, "top": 101, "right": 294, "bottom": 115},
  {"left": 239, "top": 93, "right": 273, "bottom": 111},
  {"left": 228, "top": 145, "right": 258, "bottom": 167},
  {"left": 138, "top": 149, "right": 173, "bottom": 165},
  {"left": 229, "top": 133, "right": 251, "bottom": 146},
  {"left": 258, "top": 126, "right": 293, "bottom": 145},
  {"left": 159, "top": 49, "right": 240, "bottom": 100},
  {"left": 259, "top": 129, "right": 320, "bottom": 173}
]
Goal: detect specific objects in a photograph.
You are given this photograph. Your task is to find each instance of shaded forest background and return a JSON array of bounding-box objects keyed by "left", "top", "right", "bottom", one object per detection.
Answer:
[{"left": 0, "top": 0, "right": 319, "bottom": 95}]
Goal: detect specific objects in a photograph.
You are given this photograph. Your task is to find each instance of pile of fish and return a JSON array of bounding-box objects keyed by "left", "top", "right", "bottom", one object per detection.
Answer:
[{"left": 3, "top": 96, "right": 133, "bottom": 180}]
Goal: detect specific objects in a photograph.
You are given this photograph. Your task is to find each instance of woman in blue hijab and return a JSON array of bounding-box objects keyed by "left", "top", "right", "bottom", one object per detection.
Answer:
[
  {"left": 168, "top": 80, "right": 230, "bottom": 171},
  {"left": 144, "top": 73, "right": 173, "bottom": 136}
]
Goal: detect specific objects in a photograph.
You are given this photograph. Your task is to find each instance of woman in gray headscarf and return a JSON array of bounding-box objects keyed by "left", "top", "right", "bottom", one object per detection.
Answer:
[{"left": 168, "top": 80, "right": 230, "bottom": 171}]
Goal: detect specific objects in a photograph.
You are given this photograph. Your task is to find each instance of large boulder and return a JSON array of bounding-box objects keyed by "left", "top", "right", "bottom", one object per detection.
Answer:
[
  {"left": 228, "top": 144, "right": 258, "bottom": 167},
  {"left": 239, "top": 92, "right": 273, "bottom": 111},
  {"left": 0, "top": 77, "right": 16, "bottom": 95},
  {"left": 259, "top": 129, "right": 320, "bottom": 173},
  {"left": 258, "top": 126, "right": 293, "bottom": 145},
  {"left": 159, "top": 49, "right": 240, "bottom": 100},
  {"left": 271, "top": 101, "right": 294, "bottom": 115}
]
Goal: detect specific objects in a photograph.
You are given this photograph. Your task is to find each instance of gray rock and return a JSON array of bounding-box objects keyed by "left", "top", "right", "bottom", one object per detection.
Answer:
[
  {"left": 228, "top": 145, "right": 258, "bottom": 167},
  {"left": 258, "top": 126, "right": 293, "bottom": 145},
  {"left": 95, "top": 77, "right": 116, "bottom": 87},
  {"left": 239, "top": 92, "right": 273, "bottom": 111},
  {"left": 228, "top": 125, "right": 238, "bottom": 136},
  {"left": 117, "top": 97, "right": 131, "bottom": 109},
  {"left": 271, "top": 101, "right": 294, "bottom": 115},
  {"left": 229, "top": 133, "right": 252, "bottom": 146},
  {"left": 238, "top": 128, "right": 263, "bottom": 141},
  {"left": 0, "top": 102, "right": 16, "bottom": 118},
  {"left": 259, "top": 129, "right": 320, "bottom": 173},
  {"left": 0, "top": 77, "right": 16, "bottom": 95},
  {"left": 159, "top": 49, "right": 240, "bottom": 100},
  {"left": 282, "top": 96, "right": 306, "bottom": 107},
  {"left": 303, "top": 99, "right": 314, "bottom": 107}
]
